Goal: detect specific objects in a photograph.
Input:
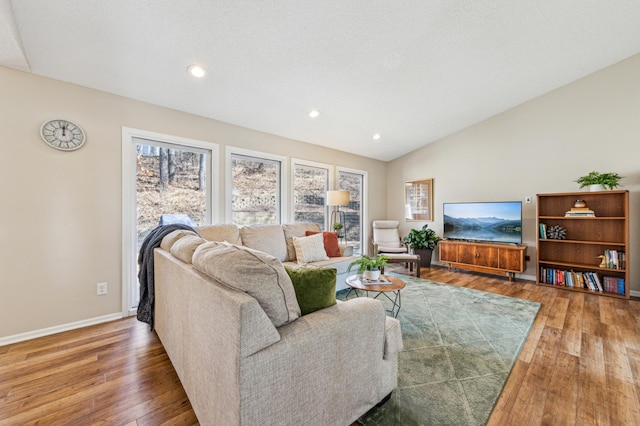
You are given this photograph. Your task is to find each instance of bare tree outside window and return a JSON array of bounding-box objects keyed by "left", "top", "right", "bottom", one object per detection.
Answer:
[{"left": 136, "top": 141, "right": 209, "bottom": 248}]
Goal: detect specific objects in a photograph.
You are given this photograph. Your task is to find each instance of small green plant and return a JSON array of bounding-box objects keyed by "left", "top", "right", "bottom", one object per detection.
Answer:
[
  {"left": 575, "top": 171, "right": 623, "bottom": 190},
  {"left": 403, "top": 224, "right": 441, "bottom": 250},
  {"left": 331, "top": 222, "right": 343, "bottom": 231},
  {"left": 347, "top": 255, "right": 388, "bottom": 274}
]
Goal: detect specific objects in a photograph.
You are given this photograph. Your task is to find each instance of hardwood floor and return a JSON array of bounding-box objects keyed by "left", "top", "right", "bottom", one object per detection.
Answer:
[
  {"left": 0, "top": 317, "right": 197, "bottom": 425},
  {"left": 2, "top": 265, "right": 640, "bottom": 425}
]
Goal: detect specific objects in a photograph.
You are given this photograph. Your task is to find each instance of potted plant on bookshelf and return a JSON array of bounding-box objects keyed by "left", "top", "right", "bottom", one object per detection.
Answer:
[
  {"left": 403, "top": 224, "right": 441, "bottom": 267},
  {"left": 575, "top": 171, "right": 623, "bottom": 191},
  {"left": 347, "top": 254, "right": 388, "bottom": 281}
]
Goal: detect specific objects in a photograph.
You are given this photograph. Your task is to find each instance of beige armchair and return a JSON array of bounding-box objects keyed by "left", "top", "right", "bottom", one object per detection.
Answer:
[{"left": 372, "top": 220, "right": 420, "bottom": 277}]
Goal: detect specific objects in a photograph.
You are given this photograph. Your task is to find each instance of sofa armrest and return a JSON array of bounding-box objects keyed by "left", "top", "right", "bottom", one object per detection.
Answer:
[
  {"left": 339, "top": 243, "right": 353, "bottom": 256},
  {"left": 238, "top": 297, "right": 400, "bottom": 425},
  {"left": 384, "top": 316, "right": 403, "bottom": 359}
]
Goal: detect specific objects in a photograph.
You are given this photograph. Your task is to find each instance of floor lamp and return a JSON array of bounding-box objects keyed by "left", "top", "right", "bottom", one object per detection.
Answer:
[{"left": 326, "top": 190, "right": 350, "bottom": 241}]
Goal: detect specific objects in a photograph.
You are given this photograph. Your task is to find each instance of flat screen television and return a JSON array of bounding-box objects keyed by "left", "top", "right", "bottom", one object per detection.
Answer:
[{"left": 443, "top": 201, "right": 522, "bottom": 244}]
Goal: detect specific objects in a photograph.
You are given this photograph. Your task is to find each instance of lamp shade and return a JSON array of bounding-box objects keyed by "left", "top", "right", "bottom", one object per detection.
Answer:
[{"left": 326, "top": 190, "right": 350, "bottom": 206}]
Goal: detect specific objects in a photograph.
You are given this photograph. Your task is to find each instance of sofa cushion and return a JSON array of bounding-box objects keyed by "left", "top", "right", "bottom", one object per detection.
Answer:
[
  {"left": 305, "top": 231, "right": 341, "bottom": 257},
  {"left": 192, "top": 241, "right": 301, "bottom": 327},
  {"left": 240, "top": 224, "right": 288, "bottom": 261},
  {"left": 283, "top": 223, "right": 322, "bottom": 261},
  {"left": 293, "top": 233, "right": 329, "bottom": 264},
  {"left": 170, "top": 235, "right": 206, "bottom": 264},
  {"left": 284, "top": 266, "right": 337, "bottom": 315},
  {"left": 160, "top": 229, "right": 197, "bottom": 251},
  {"left": 195, "top": 224, "right": 242, "bottom": 245}
]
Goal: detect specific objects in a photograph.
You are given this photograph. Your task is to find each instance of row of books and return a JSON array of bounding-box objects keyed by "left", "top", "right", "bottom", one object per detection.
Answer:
[
  {"left": 602, "top": 276, "right": 626, "bottom": 295},
  {"left": 603, "top": 249, "right": 626, "bottom": 270},
  {"left": 539, "top": 267, "right": 625, "bottom": 295}
]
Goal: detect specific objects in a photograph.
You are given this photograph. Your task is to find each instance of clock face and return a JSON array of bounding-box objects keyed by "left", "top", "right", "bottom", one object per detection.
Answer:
[{"left": 40, "top": 119, "right": 86, "bottom": 151}]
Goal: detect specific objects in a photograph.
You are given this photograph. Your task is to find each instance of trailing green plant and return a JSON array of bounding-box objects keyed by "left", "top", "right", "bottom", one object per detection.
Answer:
[
  {"left": 403, "top": 224, "right": 441, "bottom": 250},
  {"left": 347, "top": 254, "right": 388, "bottom": 274},
  {"left": 575, "top": 171, "right": 623, "bottom": 190}
]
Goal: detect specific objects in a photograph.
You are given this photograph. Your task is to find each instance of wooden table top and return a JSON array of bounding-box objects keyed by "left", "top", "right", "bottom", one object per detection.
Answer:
[{"left": 346, "top": 274, "right": 406, "bottom": 292}]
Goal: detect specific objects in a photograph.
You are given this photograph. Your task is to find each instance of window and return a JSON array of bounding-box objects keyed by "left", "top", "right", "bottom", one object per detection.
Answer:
[
  {"left": 135, "top": 139, "right": 210, "bottom": 249},
  {"left": 228, "top": 150, "right": 285, "bottom": 225},
  {"left": 122, "top": 128, "right": 218, "bottom": 316},
  {"left": 292, "top": 160, "right": 332, "bottom": 230},
  {"left": 338, "top": 169, "right": 367, "bottom": 255}
]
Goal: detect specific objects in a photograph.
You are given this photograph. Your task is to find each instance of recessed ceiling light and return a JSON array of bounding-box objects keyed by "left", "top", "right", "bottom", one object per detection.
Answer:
[
  {"left": 187, "top": 64, "right": 207, "bottom": 78},
  {"left": 308, "top": 109, "right": 320, "bottom": 118},
  {"left": 373, "top": 133, "right": 381, "bottom": 140}
]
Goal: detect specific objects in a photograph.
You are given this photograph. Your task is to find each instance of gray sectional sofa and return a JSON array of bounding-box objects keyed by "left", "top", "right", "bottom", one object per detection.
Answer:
[{"left": 152, "top": 222, "right": 403, "bottom": 425}]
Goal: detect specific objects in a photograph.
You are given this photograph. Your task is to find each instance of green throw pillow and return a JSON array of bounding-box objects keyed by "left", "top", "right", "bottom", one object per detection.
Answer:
[{"left": 284, "top": 266, "right": 337, "bottom": 315}]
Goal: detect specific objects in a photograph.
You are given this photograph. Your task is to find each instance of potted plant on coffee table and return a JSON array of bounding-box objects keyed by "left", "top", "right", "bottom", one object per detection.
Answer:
[
  {"left": 403, "top": 224, "right": 441, "bottom": 268},
  {"left": 347, "top": 254, "right": 388, "bottom": 281}
]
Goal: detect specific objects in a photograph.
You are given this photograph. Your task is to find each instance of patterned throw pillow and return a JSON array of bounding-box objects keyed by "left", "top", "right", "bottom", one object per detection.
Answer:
[{"left": 292, "top": 233, "right": 329, "bottom": 264}]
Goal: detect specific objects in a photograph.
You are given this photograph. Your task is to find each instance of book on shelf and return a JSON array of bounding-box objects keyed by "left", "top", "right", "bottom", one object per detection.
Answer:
[
  {"left": 538, "top": 267, "right": 620, "bottom": 293},
  {"left": 539, "top": 223, "right": 547, "bottom": 239},
  {"left": 603, "top": 249, "right": 625, "bottom": 269},
  {"left": 564, "top": 209, "right": 595, "bottom": 217},
  {"left": 602, "top": 276, "right": 626, "bottom": 295}
]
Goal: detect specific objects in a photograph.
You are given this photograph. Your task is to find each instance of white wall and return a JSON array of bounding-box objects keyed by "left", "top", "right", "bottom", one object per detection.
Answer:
[
  {"left": 387, "top": 53, "right": 640, "bottom": 291},
  {"left": 0, "top": 66, "right": 387, "bottom": 340}
]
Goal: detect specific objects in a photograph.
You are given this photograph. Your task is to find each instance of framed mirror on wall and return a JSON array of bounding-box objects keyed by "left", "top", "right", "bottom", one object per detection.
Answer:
[{"left": 405, "top": 178, "right": 433, "bottom": 221}]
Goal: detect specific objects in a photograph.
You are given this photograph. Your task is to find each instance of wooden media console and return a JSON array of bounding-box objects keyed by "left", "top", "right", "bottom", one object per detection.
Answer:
[{"left": 439, "top": 240, "right": 526, "bottom": 281}]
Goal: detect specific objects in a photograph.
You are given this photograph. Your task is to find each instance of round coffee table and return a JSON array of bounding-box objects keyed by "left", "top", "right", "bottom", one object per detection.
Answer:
[{"left": 345, "top": 274, "right": 405, "bottom": 317}]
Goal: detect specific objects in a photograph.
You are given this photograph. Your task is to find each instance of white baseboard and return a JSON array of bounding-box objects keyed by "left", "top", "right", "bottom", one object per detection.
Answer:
[{"left": 0, "top": 312, "right": 124, "bottom": 347}]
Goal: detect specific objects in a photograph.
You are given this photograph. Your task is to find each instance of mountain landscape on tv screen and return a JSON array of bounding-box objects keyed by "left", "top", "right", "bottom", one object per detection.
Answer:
[{"left": 443, "top": 215, "right": 522, "bottom": 243}]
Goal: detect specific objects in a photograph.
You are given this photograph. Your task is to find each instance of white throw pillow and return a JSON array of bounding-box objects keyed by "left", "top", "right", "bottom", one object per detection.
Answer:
[{"left": 293, "top": 233, "right": 329, "bottom": 264}]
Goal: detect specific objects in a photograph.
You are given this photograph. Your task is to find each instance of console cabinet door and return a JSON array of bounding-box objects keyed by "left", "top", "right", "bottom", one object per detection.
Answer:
[
  {"left": 499, "top": 248, "right": 524, "bottom": 271},
  {"left": 439, "top": 242, "right": 458, "bottom": 262},
  {"left": 475, "top": 246, "right": 499, "bottom": 268},
  {"left": 457, "top": 244, "right": 499, "bottom": 267}
]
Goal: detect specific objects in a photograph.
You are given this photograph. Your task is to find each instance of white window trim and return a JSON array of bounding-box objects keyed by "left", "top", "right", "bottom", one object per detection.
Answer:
[
  {"left": 336, "top": 166, "right": 369, "bottom": 255},
  {"left": 121, "top": 127, "right": 219, "bottom": 317},
  {"left": 225, "top": 146, "right": 288, "bottom": 223},
  {"left": 291, "top": 158, "right": 334, "bottom": 229}
]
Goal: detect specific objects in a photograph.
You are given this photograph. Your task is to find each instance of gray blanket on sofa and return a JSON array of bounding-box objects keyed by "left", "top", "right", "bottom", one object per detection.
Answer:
[{"left": 137, "top": 224, "right": 198, "bottom": 329}]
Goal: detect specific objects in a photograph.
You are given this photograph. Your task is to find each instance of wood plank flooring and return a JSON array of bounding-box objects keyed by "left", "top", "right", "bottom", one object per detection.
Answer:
[{"left": 2, "top": 265, "right": 640, "bottom": 425}]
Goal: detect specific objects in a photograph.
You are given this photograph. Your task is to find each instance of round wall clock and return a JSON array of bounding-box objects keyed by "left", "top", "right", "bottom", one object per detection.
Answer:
[{"left": 40, "top": 119, "right": 86, "bottom": 151}]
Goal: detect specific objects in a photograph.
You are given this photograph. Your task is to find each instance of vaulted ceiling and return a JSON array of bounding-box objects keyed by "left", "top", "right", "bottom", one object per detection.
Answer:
[{"left": 2, "top": 0, "right": 640, "bottom": 160}]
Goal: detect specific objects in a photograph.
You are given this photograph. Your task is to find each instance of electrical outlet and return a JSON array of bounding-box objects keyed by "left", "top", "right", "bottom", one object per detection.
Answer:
[
  {"left": 97, "top": 282, "right": 108, "bottom": 296},
  {"left": 525, "top": 196, "right": 532, "bottom": 204}
]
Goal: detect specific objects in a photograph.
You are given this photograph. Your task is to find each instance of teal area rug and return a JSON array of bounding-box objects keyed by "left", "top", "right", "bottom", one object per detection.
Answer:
[{"left": 338, "top": 274, "right": 541, "bottom": 426}]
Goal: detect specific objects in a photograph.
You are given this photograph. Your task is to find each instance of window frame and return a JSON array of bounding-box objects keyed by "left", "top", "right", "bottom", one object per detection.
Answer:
[
  {"left": 225, "top": 147, "right": 288, "bottom": 224},
  {"left": 122, "top": 127, "right": 219, "bottom": 316},
  {"left": 290, "top": 158, "right": 335, "bottom": 230},
  {"left": 336, "top": 166, "right": 368, "bottom": 255}
]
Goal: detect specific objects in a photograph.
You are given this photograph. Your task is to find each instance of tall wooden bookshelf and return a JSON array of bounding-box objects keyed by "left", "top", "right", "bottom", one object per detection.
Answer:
[{"left": 536, "top": 190, "right": 629, "bottom": 299}]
